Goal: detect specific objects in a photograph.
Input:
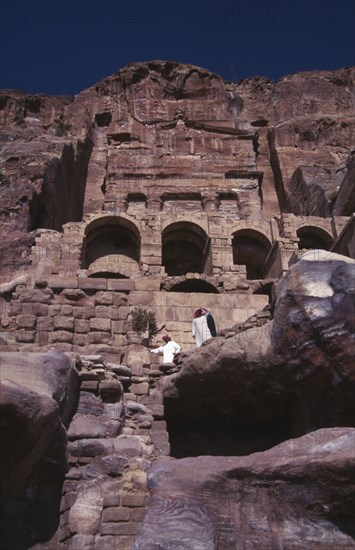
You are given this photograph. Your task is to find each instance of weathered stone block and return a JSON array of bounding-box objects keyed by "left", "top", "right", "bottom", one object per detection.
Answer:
[
  {"left": 19, "top": 288, "right": 54, "bottom": 304},
  {"left": 20, "top": 303, "right": 34, "bottom": 314},
  {"left": 128, "top": 291, "right": 152, "bottom": 306},
  {"left": 151, "top": 420, "right": 167, "bottom": 432},
  {"left": 106, "top": 306, "right": 120, "bottom": 320},
  {"left": 126, "top": 346, "right": 151, "bottom": 367},
  {"left": 73, "top": 306, "right": 84, "bottom": 318},
  {"left": 100, "top": 379, "right": 123, "bottom": 397},
  {"left": 131, "top": 382, "right": 149, "bottom": 395},
  {"left": 54, "top": 317, "right": 74, "bottom": 331},
  {"left": 49, "top": 304, "right": 62, "bottom": 316},
  {"left": 120, "top": 494, "right": 147, "bottom": 508},
  {"left": 79, "top": 278, "right": 107, "bottom": 290},
  {"left": 134, "top": 279, "right": 160, "bottom": 291},
  {"left": 118, "top": 306, "right": 130, "bottom": 320},
  {"left": 48, "top": 276, "right": 78, "bottom": 289},
  {"left": 95, "top": 305, "right": 109, "bottom": 318},
  {"left": 16, "top": 314, "right": 36, "bottom": 329},
  {"left": 9, "top": 302, "right": 22, "bottom": 316},
  {"left": 90, "top": 318, "right": 111, "bottom": 332},
  {"left": 75, "top": 319, "right": 90, "bottom": 333},
  {"left": 103, "top": 493, "right": 120, "bottom": 508},
  {"left": 150, "top": 431, "right": 170, "bottom": 455},
  {"left": 16, "top": 329, "right": 35, "bottom": 343},
  {"left": 131, "top": 364, "right": 144, "bottom": 376},
  {"left": 94, "top": 291, "right": 113, "bottom": 305},
  {"left": 102, "top": 507, "right": 131, "bottom": 523},
  {"left": 68, "top": 496, "right": 102, "bottom": 536},
  {"left": 80, "top": 380, "right": 99, "bottom": 392},
  {"left": 107, "top": 279, "right": 134, "bottom": 291},
  {"left": 151, "top": 404, "right": 165, "bottom": 419},
  {"left": 111, "top": 320, "right": 126, "bottom": 334},
  {"left": 74, "top": 333, "right": 87, "bottom": 347},
  {"left": 37, "top": 316, "right": 53, "bottom": 332},
  {"left": 112, "top": 293, "right": 128, "bottom": 306},
  {"left": 83, "top": 306, "right": 95, "bottom": 319},
  {"left": 68, "top": 414, "right": 107, "bottom": 440},
  {"left": 88, "top": 332, "right": 111, "bottom": 344},
  {"left": 33, "top": 303, "right": 49, "bottom": 316},
  {"left": 61, "top": 305, "right": 74, "bottom": 316},
  {"left": 51, "top": 330, "right": 73, "bottom": 343},
  {"left": 69, "top": 438, "right": 114, "bottom": 457},
  {"left": 113, "top": 436, "right": 142, "bottom": 456},
  {"left": 100, "top": 522, "right": 138, "bottom": 536},
  {"left": 37, "top": 330, "right": 49, "bottom": 345}
]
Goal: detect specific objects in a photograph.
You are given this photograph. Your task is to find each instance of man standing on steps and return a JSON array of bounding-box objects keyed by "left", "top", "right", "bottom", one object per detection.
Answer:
[
  {"left": 192, "top": 308, "right": 211, "bottom": 347},
  {"left": 150, "top": 335, "right": 181, "bottom": 364}
]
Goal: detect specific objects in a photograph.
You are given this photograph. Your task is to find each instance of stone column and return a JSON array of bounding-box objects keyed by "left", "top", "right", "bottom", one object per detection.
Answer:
[
  {"left": 202, "top": 194, "right": 220, "bottom": 212},
  {"left": 147, "top": 196, "right": 163, "bottom": 212}
]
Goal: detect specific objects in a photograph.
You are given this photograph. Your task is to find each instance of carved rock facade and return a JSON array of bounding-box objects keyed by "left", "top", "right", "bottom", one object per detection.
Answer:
[{"left": 0, "top": 61, "right": 354, "bottom": 549}]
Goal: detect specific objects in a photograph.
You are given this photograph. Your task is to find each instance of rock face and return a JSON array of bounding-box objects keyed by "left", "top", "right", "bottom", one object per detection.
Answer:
[
  {"left": 1, "top": 62, "right": 354, "bottom": 280},
  {"left": 0, "top": 351, "right": 80, "bottom": 549},
  {"left": 1, "top": 61, "right": 354, "bottom": 549},
  {"left": 133, "top": 428, "right": 355, "bottom": 550}
]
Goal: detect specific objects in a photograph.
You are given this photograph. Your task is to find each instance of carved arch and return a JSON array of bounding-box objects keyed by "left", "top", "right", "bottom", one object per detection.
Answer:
[
  {"left": 296, "top": 225, "right": 333, "bottom": 251},
  {"left": 232, "top": 229, "right": 271, "bottom": 280},
  {"left": 81, "top": 216, "right": 140, "bottom": 273},
  {"left": 162, "top": 221, "right": 212, "bottom": 276}
]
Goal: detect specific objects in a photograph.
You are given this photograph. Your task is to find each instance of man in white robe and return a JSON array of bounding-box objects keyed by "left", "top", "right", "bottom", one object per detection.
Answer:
[
  {"left": 192, "top": 308, "right": 212, "bottom": 347},
  {"left": 150, "top": 335, "right": 181, "bottom": 363}
]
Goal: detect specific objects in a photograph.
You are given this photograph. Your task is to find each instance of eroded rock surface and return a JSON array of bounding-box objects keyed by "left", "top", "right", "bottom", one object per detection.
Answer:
[
  {"left": 0, "top": 351, "right": 80, "bottom": 549},
  {"left": 1, "top": 62, "right": 354, "bottom": 280},
  {"left": 133, "top": 428, "right": 355, "bottom": 550}
]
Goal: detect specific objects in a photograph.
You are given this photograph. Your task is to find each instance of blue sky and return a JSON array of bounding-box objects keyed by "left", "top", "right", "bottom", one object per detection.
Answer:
[{"left": 0, "top": 0, "right": 354, "bottom": 95}]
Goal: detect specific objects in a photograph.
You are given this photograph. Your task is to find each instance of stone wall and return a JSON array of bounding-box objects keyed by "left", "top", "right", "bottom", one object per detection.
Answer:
[
  {"left": 35, "top": 351, "right": 174, "bottom": 550},
  {"left": 1, "top": 279, "right": 268, "bottom": 353}
]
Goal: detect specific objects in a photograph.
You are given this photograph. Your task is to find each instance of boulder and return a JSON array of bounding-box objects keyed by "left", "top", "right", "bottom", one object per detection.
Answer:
[
  {"left": 0, "top": 351, "right": 80, "bottom": 548},
  {"left": 133, "top": 428, "right": 355, "bottom": 549}
]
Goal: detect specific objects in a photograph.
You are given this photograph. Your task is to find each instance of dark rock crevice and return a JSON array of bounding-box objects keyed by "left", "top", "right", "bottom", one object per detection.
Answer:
[{"left": 30, "top": 138, "right": 93, "bottom": 231}]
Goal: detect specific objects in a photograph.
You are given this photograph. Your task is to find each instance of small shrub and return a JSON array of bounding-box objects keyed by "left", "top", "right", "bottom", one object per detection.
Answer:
[{"left": 131, "top": 307, "right": 158, "bottom": 343}]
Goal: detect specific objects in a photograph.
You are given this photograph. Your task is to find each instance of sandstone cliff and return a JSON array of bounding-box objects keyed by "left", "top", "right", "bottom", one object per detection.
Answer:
[{"left": 1, "top": 62, "right": 354, "bottom": 281}]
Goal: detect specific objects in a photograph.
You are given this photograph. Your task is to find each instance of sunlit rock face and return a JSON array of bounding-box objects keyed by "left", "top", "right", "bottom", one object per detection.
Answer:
[
  {"left": 272, "top": 250, "right": 355, "bottom": 430},
  {"left": 1, "top": 63, "right": 354, "bottom": 280}
]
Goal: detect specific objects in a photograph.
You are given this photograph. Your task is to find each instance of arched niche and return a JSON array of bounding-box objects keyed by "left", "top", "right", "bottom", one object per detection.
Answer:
[
  {"left": 162, "top": 222, "right": 211, "bottom": 276},
  {"left": 232, "top": 229, "right": 271, "bottom": 280},
  {"left": 168, "top": 279, "right": 219, "bottom": 293},
  {"left": 297, "top": 226, "right": 333, "bottom": 251},
  {"left": 82, "top": 217, "right": 140, "bottom": 272}
]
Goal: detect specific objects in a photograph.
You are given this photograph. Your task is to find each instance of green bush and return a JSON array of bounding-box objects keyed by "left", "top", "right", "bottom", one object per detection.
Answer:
[{"left": 131, "top": 307, "right": 158, "bottom": 342}]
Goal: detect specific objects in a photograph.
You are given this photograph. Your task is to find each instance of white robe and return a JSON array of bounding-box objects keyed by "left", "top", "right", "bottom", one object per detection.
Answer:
[
  {"left": 150, "top": 340, "right": 181, "bottom": 363},
  {"left": 192, "top": 315, "right": 212, "bottom": 347}
]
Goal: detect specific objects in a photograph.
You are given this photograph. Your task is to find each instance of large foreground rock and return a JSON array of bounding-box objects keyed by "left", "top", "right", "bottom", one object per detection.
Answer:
[
  {"left": 0, "top": 351, "right": 80, "bottom": 549},
  {"left": 163, "top": 252, "right": 355, "bottom": 457},
  {"left": 133, "top": 428, "right": 355, "bottom": 550}
]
